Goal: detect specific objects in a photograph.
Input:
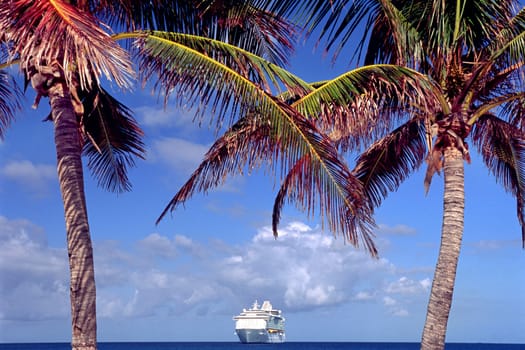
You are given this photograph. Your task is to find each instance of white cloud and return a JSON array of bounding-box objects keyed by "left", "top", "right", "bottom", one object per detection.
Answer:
[
  {"left": 1, "top": 217, "right": 432, "bottom": 323},
  {"left": 383, "top": 296, "right": 398, "bottom": 306},
  {"left": 135, "top": 106, "right": 196, "bottom": 128},
  {"left": 0, "top": 216, "right": 69, "bottom": 321},
  {"left": 138, "top": 233, "right": 177, "bottom": 258},
  {"left": 218, "top": 222, "right": 394, "bottom": 311},
  {"left": 383, "top": 296, "right": 409, "bottom": 317},
  {"left": 1, "top": 160, "right": 56, "bottom": 193},
  {"left": 353, "top": 291, "right": 375, "bottom": 301},
  {"left": 152, "top": 137, "right": 209, "bottom": 175},
  {"left": 386, "top": 276, "right": 431, "bottom": 295}
]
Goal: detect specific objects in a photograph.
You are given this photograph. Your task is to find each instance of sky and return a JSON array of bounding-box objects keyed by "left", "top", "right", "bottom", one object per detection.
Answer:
[{"left": 1, "top": 31, "right": 525, "bottom": 345}]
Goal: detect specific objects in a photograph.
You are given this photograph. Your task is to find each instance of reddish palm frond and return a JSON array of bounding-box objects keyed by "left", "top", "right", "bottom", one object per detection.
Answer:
[
  {"left": 472, "top": 114, "right": 525, "bottom": 246},
  {"left": 158, "top": 98, "right": 376, "bottom": 255},
  {"left": 274, "top": 154, "right": 377, "bottom": 256},
  {"left": 156, "top": 114, "right": 276, "bottom": 224},
  {"left": 424, "top": 113, "right": 473, "bottom": 192},
  {"left": 0, "top": 70, "right": 22, "bottom": 139},
  {"left": 1, "top": 0, "right": 134, "bottom": 90},
  {"left": 352, "top": 118, "right": 427, "bottom": 208},
  {"left": 501, "top": 95, "right": 525, "bottom": 130},
  {"left": 269, "top": 100, "right": 376, "bottom": 254},
  {"left": 82, "top": 87, "right": 145, "bottom": 193}
]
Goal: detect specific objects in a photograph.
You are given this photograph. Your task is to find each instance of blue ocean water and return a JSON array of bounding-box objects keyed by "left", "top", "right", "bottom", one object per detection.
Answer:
[{"left": 0, "top": 343, "right": 523, "bottom": 350}]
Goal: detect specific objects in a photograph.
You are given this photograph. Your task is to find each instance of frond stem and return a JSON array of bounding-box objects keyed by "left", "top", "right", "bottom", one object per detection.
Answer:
[
  {"left": 468, "top": 93, "right": 525, "bottom": 125},
  {"left": 0, "top": 59, "right": 20, "bottom": 70}
]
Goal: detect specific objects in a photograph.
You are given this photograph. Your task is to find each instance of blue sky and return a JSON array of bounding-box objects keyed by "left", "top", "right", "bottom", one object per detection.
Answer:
[{"left": 1, "top": 35, "right": 525, "bottom": 344}]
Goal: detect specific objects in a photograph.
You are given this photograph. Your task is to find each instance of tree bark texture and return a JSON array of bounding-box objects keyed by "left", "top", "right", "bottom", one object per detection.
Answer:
[
  {"left": 49, "top": 82, "right": 97, "bottom": 350},
  {"left": 421, "top": 147, "right": 465, "bottom": 350}
]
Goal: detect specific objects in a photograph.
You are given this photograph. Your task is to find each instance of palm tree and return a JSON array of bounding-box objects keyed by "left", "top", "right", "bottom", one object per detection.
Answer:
[
  {"left": 161, "top": 0, "right": 525, "bottom": 348},
  {"left": 263, "top": 0, "right": 525, "bottom": 348},
  {"left": 0, "top": 0, "right": 312, "bottom": 349}
]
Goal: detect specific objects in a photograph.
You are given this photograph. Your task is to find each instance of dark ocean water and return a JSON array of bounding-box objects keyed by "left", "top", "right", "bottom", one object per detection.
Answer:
[{"left": 0, "top": 343, "right": 523, "bottom": 350}]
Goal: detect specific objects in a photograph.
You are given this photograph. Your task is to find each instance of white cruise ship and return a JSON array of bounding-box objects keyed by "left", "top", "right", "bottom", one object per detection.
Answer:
[{"left": 233, "top": 300, "right": 285, "bottom": 343}]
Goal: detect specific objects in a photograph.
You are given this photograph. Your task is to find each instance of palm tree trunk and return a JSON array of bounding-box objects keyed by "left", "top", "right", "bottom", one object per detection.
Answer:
[
  {"left": 421, "top": 147, "right": 465, "bottom": 350},
  {"left": 48, "top": 82, "right": 97, "bottom": 350}
]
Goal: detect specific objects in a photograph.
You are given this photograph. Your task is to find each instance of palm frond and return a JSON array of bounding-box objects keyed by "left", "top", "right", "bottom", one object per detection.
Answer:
[
  {"left": 0, "top": 0, "right": 134, "bottom": 90},
  {"left": 157, "top": 97, "right": 376, "bottom": 253},
  {"left": 490, "top": 5, "right": 525, "bottom": 65},
  {"left": 90, "top": 0, "right": 196, "bottom": 31},
  {"left": 364, "top": 0, "right": 424, "bottom": 66},
  {"left": 500, "top": 92, "right": 525, "bottom": 130},
  {"left": 198, "top": 2, "right": 298, "bottom": 66},
  {"left": 157, "top": 113, "right": 276, "bottom": 223},
  {"left": 472, "top": 114, "right": 525, "bottom": 246},
  {"left": 274, "top": 153, "right": 377, "bottom": 256},
  {"left": 271, "top": 101, "right": 376, "bottom": 253},
  {"left": 469, "top": 92, "right": 525, "bottom": 125},
  {"left": 0, "top": 70, "right": 22, "bottom": 139},
  {"left": 129, "top": 30, "right": 312, "bottom": 125},
  {"left": 82, "top": 86, "right": 145, "bottom": 193},
  {"left": 99, "top": 0, "right": 297, "bottom": 66},
  {"left": 292, "top": 64, "right": 440, "bottom": 151},
  {"left": 352, "top": 118, "right": 428, "bottom": 209}
]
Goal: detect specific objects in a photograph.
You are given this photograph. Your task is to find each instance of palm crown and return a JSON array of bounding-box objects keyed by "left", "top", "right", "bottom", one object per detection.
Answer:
[
  {"left": 344, "top": 0, "right": 525, "bottom": 244},
  {"left": 0, "top": 0, "right": 301, "bottom": 192}
]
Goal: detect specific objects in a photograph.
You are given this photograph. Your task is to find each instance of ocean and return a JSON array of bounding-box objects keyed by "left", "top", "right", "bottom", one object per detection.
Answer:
[{"left": 0, "top": 343, "right": 523, "bottom": 350}]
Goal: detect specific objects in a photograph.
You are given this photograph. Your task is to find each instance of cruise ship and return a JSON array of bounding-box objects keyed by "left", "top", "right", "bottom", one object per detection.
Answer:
[{"left": 233, "top": 300, "right": 285, "bottom": 343}]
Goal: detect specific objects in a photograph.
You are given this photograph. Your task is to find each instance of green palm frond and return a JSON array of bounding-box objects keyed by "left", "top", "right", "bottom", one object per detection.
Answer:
[
  {"left": 490, "top": 6, "right": 525, "bottom": 65},
  {"left": 82, "top": 86, "right": 145, "bottom": 193},
  {"left": 126, "top": 30, "right": 312, "bottom": 123},
  {"left": 421, "top": 0, "right": 505, "bottom": 55},
  {"left": 469, "top": 92, "right": 525, "bottom": 125},
  {"left": 0, "top": 70, "right": 22, "bottom": 139},
  {"left": 294, "top": 64, "right": 437, "bottom": 115},
  {"left": 472, "top": 114, "right": 525, "bottom": 246},
  {"left": 352, "top": 118, "right": 428, "bottom": 208},
  {"left": 0, "top": 0, "right": 134, "bottom": 90},
  {"left": 500, "top": 93, "right": 525, "bottom": 130},
  {"left": 291, "top": 64, "right": 439, "bottom": 151}
]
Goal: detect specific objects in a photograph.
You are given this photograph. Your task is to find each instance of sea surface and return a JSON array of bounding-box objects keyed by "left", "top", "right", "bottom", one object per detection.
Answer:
[{"left": 0, "top": 343, "right": 523, "bottom": 350}]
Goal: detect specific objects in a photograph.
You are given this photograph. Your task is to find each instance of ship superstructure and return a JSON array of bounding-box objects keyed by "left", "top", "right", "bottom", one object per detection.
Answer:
[{"left": 233, "top": 300, "right": 285, "bottom": 343}]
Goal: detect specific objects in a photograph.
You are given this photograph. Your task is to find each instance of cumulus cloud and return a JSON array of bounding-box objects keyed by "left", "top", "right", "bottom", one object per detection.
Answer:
[
  {"left": 1, "top": 217, "right": 432, "bottom": 323},
  {"left": 1, "top": 160, "right": 56, "bottom": 193},
  {"left": 386, "top": 276, "right": 431, "bottom": 295},
  {"left": 0, "top": 216, "right": 68, "bottom": 321},
  {"left": 138, "top": 233, "right": 178, "bottom": 258},
  {"left": 135, "top": 106, "right": 196, "bottom": 128},
  {"left": 151, "top": 137, "right": 209, "bottom": 175},
  {"left": 382, "top": 296, "right": 409, "bottom": 317}
]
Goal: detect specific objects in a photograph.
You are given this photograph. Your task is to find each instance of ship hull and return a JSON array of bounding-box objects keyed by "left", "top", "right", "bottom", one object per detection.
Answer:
[{"left": 235, "top": 329, "right": 285, "bottom": 344}]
